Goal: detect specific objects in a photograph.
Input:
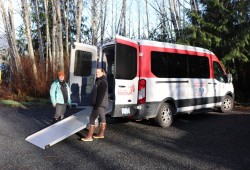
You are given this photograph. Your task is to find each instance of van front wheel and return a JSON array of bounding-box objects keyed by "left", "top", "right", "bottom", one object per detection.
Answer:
[
  {"left": 155, "top": 103, "right": 174, "bottom": 128},
  {"left": 220, "top": 95, "right": 234, "bottom": 113}
]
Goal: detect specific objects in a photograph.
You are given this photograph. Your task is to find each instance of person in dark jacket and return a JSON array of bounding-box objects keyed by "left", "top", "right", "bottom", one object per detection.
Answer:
[
  {"left": 81, "top": 68, "right": 108, "bottom": 142},
  {"left": 50, "top": 70, "right": 71, "bottom": 123}
]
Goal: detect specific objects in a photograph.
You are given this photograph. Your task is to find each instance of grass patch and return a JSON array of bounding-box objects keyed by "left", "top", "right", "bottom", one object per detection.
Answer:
[
  {"left": 0, "top": 98, "right": 51, "bottom": 108},
  {"left": 0, "top": 100, "right": 27, "bottom": 108}
]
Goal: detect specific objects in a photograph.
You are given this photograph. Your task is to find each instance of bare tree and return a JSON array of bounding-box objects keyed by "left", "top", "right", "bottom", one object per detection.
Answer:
[
  {"left": 76, "top": 0, "right": 83, "bottom": 42},
  {"left": 100, "top": 0, "right": 108, "bottom": 44},
  {"left": 145, "top": 0, "right": 150, "bottom": 37},
  {"left": 111, "top": 0, "right": 114, "bottom": 37},
  {"left": 63, "top": 0, "right": 69, "bottom": 58},
  {"left": 91, "top": 0, "right": 98, "bottom": 45},
  {"left": 118, "top": 0, "right": 126, "bottom": 36},
  {"left": 43, "top": 0, "right": 52, "bottom": 80},
  {"left": 33, "top": 0, "right": 44, "bottom": 77},
  {"left": 21, "top": 0, "right": 38, "bottom": 81},
  {"left": 190, "top": 0, "right": 199, "bottom": 12},
  {"left": 51, "top": 0, "right": 64, "bottom": 70},
  {"left": 100, "top": 0, "right": 104, "bottom": 44},
  {"left": 169, "top": 0, "right": 179, "bottom": 39},
  {"left": 0, "top": 0, "right": 22, "bottom": 74},
  {"left": 55, "top": 0, "right": 64, "bottom": 69},
  {"left": 51, "top": 0, "right": 57, "bottom": 74},
  {"left": 137, "top": 0, "right": 140, "bottom": 38}
]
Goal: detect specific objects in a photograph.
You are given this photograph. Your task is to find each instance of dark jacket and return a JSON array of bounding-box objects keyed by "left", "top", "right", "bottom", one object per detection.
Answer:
[{"left": 91, "top": 75, "right": 108, "bottom": 109}]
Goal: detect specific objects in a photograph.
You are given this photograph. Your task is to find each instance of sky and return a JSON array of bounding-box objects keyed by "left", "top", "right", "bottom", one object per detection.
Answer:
[
  {"left": 0, "top": 0, "right": 22, "bottom": 35},
  {"left": 0, "top": 0, "right": 160, "bottom": 38},
  {"left": 0, "top": 0, "right": 190, "bottom": 41}
]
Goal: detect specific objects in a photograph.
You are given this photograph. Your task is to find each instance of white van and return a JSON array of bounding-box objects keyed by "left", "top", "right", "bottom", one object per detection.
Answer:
[{"left": 69, "top": 35, "right": 234, "bottom": 128}]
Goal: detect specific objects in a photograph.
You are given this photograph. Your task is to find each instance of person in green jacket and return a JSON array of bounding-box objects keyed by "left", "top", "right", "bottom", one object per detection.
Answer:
[{"left": 50, "top": 70, "right": 71, "bottom": 123}]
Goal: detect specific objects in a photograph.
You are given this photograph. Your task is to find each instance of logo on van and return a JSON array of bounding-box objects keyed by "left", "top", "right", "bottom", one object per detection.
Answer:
[
  {"left": 117, "top": 85, "right": 135, "bottom": 95},
  {"left": 194, "top": 83, "right": 205, "bottom": 96},
  {"left": 130, "top": 85, "right": 135, "bottom": 93}
]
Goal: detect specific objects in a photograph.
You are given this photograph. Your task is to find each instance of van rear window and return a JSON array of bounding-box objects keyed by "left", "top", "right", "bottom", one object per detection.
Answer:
[
  {"left": 115, "top": 43, "right": 137, "bottom": 79},
  {"left": 74, "top": 50, "right": 92, "bottom": 76}
]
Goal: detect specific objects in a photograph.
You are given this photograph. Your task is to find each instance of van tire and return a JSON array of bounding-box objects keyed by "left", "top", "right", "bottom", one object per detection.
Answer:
[
  {"left": 155, "top": 103, "right": 174, "bottom": 128},
  {"left": 220, "top": 95, "right": 234, "bottom": 113}
]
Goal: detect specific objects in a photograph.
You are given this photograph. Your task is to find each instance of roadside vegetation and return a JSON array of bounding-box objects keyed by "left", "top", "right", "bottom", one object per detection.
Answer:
[{"left": 0, "top": 1, "right": 249, "bottom": 110}]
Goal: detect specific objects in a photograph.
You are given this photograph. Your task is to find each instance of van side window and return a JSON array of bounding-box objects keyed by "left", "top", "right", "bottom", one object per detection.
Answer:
[
  {"left": 188, "top": 56, "right": 209, "bottom": 78},
  {"left": 115, "top": 43, "right": 137, "bottom": 79},
  {"left": 213, "top": 61, "right": 225, "bottom": 82},
  {"left": 74, "top": 50, "right": 92, "bottom": 76},
  {"left": 151, "top": 52, "right": 188, "bottom": 78}
]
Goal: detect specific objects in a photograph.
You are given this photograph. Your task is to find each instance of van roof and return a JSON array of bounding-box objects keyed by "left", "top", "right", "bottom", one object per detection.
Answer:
[
  {"left": 138, "top": 39, "right": 215, "bottom": 56},
  {"left": 102, "top": 35, "right": 215, "bottom": 56}
]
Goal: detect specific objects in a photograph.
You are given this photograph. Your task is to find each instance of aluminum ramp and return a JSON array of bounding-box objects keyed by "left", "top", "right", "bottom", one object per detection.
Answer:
[{"left": 25, "top": 107, "right": 93, "bottom": 149}]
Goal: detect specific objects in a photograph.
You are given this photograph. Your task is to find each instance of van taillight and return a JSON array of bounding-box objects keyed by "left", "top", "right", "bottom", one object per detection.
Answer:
[{"left": 138, "top": 79, "right": 146, "bottom": 104}]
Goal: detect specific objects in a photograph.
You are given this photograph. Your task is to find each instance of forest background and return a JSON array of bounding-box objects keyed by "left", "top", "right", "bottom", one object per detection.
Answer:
[{"left": 0, "top": 0, "right": 249, "bottom": 104}]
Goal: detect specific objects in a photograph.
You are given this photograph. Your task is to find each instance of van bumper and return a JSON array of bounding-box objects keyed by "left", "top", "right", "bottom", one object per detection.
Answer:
[
  {"left": 110, "top": 102, "right": 160, "bottom": 119},
  {"left": 133, "top": 102, "right": 160, "bottom": 119},
  {"left": 111, "top": 104, "right": 138, "bottom": 117}
]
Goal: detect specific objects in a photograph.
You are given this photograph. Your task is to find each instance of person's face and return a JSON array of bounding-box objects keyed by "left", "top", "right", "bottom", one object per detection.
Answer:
[
  {"left": 96, "top": 69, "right": 103, "bottom": 78},
  {"left": 59, "top": 75, "right": 64, "bottom": 81}
]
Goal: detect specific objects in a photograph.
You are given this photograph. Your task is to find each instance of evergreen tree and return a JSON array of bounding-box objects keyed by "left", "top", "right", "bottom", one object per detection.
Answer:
[
  {"left": 183, "top": 0, "right": 250, "bottom": 64},
  {"left": 182, "top": 0, "right": 250, "bottom": 100}
]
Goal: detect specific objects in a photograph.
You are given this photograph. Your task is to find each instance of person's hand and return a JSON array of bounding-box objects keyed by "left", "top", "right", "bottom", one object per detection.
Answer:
[{"left": 53, "top": 104, "right": 56, "bottom": 107}]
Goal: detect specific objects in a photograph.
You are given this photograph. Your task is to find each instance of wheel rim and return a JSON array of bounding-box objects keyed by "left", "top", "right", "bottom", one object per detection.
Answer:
[
  {"left": 223, "top": 98, "right": 232, "bottom": 110},
  {"left": 162, "top": 107, "right": 171, "bottom": 123}
]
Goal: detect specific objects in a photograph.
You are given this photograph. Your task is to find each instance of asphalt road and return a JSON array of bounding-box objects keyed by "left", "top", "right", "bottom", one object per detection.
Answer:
[{"left": 0, "top": 104, "right": 250, "bottom": 170}]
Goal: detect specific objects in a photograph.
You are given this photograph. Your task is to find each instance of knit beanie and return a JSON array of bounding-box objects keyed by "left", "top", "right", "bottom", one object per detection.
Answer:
[{"left": 57, "top": 70, "right": 64, "bottom": 77}]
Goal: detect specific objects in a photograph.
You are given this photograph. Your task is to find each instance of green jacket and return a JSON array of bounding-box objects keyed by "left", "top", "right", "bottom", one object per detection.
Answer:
[{"left": 50, "top": 79, "right": 71, "bottom": 106}]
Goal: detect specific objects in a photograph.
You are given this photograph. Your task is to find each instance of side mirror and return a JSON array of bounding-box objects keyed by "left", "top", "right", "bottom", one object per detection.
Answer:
[{"left": 227, "top": 74, "right": 233, "bottom": 83}]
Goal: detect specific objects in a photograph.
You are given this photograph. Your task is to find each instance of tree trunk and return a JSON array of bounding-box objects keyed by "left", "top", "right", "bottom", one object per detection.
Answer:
[
  {"left": 0, "top": 0, "right": 22, "bottom": 74},
  {"left": 55, "top": 0, "right": 64, "bottom": 70},
  {"left": 111, "top": 0, "right": 114, "bottom": 37},
  {"left": 76, "top": 0, "right": 83, "bottom": 42},
  {"left": 190, "top": 0, "right": 199, "bottom": 12},
  {"left": 137, "top": 0, "right": 140, "bottom": 39},
  {"left": 100, "top": 0, "right": 104, "bottom": 44},
  {"left": 122, "top": 0, "right": 126, "bottom": 36},
  {"left": 51, "top": 0, "right": 57, "bottom": 74},
  {"left": 63, "top": 0, "right": 69, "bottom": 59},
  {"left": 145, "top": 0, "right": 150, "bottom": 38},
  {"left": 21, "top": 0, "right": 38, "bottom": 81},
  {"left": 91, "top": 0, "right": 98, "bottom": 45},
  {"left": 8, "top": 0, "right": 22, "bottom": 72},
  {"left": 169, "top": 0, "right": 179, "bottom": 39},
  {"left": 44, "top": 0, "right": 52, "bottom": 81},
  {"left": 33, "top": 0, "right": 44, "bottom": 78},
  {"left": 119, "top": 0, "right": 126, "bottom": 36}
]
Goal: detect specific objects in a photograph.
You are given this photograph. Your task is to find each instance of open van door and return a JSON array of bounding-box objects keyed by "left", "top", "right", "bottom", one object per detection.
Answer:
[
  {"left": 69, "top": 42, "right": 97, "bottom": 107},
  {"left": 111, "top": 36, "right": 139, "bottom": 117}
]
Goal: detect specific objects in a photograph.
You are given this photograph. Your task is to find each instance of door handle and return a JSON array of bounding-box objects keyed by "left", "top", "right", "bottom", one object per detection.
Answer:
[{"left": 208, "top": 82, "right": 217, "bottom": 85}]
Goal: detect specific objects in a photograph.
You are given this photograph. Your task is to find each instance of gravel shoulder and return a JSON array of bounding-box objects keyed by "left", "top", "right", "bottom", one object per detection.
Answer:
[{"left": 0, "top": 104, "right": 250, "bottom": 170}]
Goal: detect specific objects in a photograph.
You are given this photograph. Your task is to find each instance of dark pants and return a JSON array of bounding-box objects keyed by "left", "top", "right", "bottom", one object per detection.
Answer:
[
  {"left": 89, "top": 107, "right": 106, "bottom": 125},
  {"left": 54, "top": 104, "right": 67, "bottom": 119}
]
